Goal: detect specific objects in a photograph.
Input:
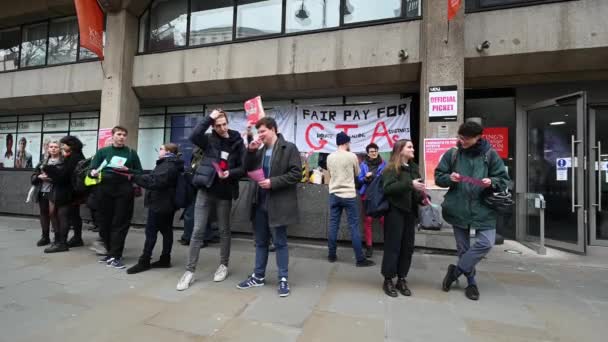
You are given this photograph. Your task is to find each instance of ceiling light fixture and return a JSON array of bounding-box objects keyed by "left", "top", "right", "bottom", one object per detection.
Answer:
[
  {"left": 295, "top": 1, "right": 309, "bottom": 20},
  {"left": 550, "top": 121, "right": 566, "bottom": 126}
]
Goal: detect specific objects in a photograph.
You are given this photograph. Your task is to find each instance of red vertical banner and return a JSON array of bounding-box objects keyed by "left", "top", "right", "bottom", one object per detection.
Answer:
[
  {"left": 483, "top": 127, "right": 509, "bottom": 159},
  {"left": 448, "top": 0, "right": 462, "bottom": 21},
  {"left": 97, "top": 128, "right": 113, "bottom": 149},
  {"left": 74, "top": 0, "right": 104, "bottom": 60},
  {"left": 424, "top": 138, "right": 458, "bottom": 189}
]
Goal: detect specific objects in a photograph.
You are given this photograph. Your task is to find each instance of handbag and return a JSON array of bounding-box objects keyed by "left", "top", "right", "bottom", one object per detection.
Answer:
[
  {"left": 482, "top": 188, "right": 514, "bottom": 214},
  {"left": 25, "top": 185, "right": 40, "bottom": 203},
  {"left": 417, "top": 194, "right": 443, "bottom": 231}
]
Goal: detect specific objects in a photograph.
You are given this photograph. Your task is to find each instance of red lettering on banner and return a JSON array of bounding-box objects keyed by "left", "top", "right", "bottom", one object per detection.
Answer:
[
  {"left": 335, "top": 124, "right": 358, "bottom": 135},
  {"left": 371, "top": 121, "right": 394, "bottom": 148},
  {"left": 305, "top": 123, "right": 328, "bottom": 151}
]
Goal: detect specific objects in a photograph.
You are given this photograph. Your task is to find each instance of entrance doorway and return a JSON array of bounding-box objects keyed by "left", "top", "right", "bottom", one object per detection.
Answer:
[{"left": 589, "top": 106, "right": 608, "bottom": 247}]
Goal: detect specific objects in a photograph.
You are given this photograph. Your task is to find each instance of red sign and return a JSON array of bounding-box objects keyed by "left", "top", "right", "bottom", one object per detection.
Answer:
[
  {"left": 244, "top": 96, "right": 266, "bottom": 125},
  {"left": 74, "top": 0, "right": 104, "bottom": 60},
  {"left": 483, "top": 127, "right": 509, "bottom": 159},
  {"left": 424, "top": 138, "right": 458, "bottom": 189},
  {"left": 97, "top": 128, "right": 113, "bottom": 149},
  {"left": 448, "top": 0, "right": 462, "bottom": 21}
]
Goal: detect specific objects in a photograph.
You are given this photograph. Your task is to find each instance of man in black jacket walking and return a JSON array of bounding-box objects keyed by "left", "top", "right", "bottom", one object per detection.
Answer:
[
  {"left": 177, "top": 109, "right": 246, "bottom": 291},
  {"left": 236, "top": 117, "right": 301, "bottom": 298}
]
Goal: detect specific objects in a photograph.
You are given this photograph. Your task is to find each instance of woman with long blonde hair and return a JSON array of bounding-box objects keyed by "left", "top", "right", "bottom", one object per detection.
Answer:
[
  {"left": 381, "top": 139, "right": 426, "bottom": 297},
  {"left": 30, "top": 141, "right": 62, "bottom": 246}
]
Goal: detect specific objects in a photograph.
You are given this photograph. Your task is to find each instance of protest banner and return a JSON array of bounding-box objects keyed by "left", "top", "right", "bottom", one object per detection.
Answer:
[
  {"left": 424, "top": 138, "right": 458, "bottom": 189},
  {"left": 295, "top": 99, "right": 412, "bottom": 153}
]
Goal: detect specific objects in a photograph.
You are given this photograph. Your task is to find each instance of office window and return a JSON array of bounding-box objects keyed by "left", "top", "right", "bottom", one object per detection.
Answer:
[
  {"left": 48, "top": 17, "right": 79, "bottom": 65},
  {"left": 286, "top": 0, "right": 340, "bottom": 33},
  {"left": 190, "top": 0, "right": 235, "bottom": 46},
  {"left": 0, "top": 28, "right": 20, "bottom": 72},
  {"left": 148, "top": 0, "right": 188, "bottom": 51},
  {"left": 343, "top": 0, "right": 404, "bottom": 24},
  {"left": 20, "top": 23, "right": 48, "bottom": 68},
  {"left": 236, "top": 0, "right": 282, "bottom": 39}
]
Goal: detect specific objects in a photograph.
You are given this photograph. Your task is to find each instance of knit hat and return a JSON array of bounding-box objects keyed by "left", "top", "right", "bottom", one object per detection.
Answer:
[{"left": 336, "top": 132, "right": 351, "bottom": 146}]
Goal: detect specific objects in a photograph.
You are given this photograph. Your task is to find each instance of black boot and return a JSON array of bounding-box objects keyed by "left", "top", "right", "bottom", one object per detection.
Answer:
[
  {"left": 465, "top": 285, "right": 480, "bottom": 301},
  {"left": 67, "top": 236, "right": 84, "bottom": 248},
  {"left": 44, "top": 236, "right": 69, "bottom": 253},
  {"left": 442, "top": 264, "right": 458, "bottom": 292},
  {"left": 150, "top": 255, "right": 171, "bottom": 268},
  {"left": 383, "top": 278, "right": 398, "bottom": 297},
  {"left": 396, "top": 278, "right": 411, "bottom": 296},
  {"left": 127, "top": 258, "right": 151, "bottom": 274},
  {"left": 365, "top": 246, "right": 373, "bottom": 258},
  {"left": 37, "top": 235, "right": 50, "bottom": 247}
]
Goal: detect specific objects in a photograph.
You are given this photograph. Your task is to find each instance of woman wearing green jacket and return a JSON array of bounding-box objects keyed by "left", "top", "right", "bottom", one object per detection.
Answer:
[
  {"left": 434, "top": 121, "right": 510, "bottom": 301},
  {"left": 381, "top": 139, "right": 426, "bottom": 297}
]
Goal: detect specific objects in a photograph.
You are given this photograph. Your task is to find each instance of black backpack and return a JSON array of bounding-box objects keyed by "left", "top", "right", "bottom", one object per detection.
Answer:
[
  {"left": 364, "top": 175, "right": 389, "bottom": 218},
  {"left": 174, "top": 170, "right": 195, "bottom": 209},
  {"left": 72, "top": 157, "right": 92, "bottom": 195}
]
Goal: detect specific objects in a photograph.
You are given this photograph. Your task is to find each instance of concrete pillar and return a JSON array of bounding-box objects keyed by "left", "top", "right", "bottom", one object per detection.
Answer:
[
  {"left": 99, "top": 9, "right": 140, "bottom": 147},
  {"left": 418, "top": 0, "right": 465, "bottom": 162}
]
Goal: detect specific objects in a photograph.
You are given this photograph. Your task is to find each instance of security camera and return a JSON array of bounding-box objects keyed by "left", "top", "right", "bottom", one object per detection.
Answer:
[{"left": 476, "top": 41, "right": 491, "bottom": 52}]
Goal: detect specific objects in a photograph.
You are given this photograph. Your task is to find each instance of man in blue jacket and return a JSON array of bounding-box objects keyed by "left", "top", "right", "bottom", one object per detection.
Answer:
[{"left": 357, "top": 143, "right": 386, "bottom": 257}]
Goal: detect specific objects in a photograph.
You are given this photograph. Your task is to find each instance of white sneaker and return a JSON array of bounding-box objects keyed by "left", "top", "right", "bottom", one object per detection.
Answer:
[
  {"left": 213, "top": 264, "right": 228, "bottom": 282},
  {"left": 176, "top": 271, "right": 194, "bottom": 291}
]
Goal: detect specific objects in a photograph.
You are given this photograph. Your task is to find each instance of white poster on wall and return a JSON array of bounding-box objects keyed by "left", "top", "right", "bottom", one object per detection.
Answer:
[
  {"left": 295, "top": 99, "right": 411, "bottom": 153},
  {"left": 15, "top": 133, "right": 41, "bottom": 168},
  {"left": 73, "top": 131, "right": 98, "bottom": 159},
  {"left": 0, "top": 133, "right": 16, "bottom": 168},
  {"left": 429, "top": 86, "right": 457, "bottom": 122},
  {"left": 207, "top": 106, "right": 296, "bottom": 144}
]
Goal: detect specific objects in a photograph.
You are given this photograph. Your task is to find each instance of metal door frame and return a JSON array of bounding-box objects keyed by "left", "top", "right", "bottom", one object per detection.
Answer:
[
  {"left": 589, "top": 106, "right": 608, "bottom": 247},
  {"left": 519, "top": 92, "right": 587, "bottom": 254}
]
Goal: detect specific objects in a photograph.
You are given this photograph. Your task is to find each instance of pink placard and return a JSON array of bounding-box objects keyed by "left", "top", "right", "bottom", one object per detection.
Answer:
[
  {"left": 211, "top": 161, "right": 224, "bottom": 175},
  {"left": 247, "top": 168, "right": 266, "bottom": 182}
]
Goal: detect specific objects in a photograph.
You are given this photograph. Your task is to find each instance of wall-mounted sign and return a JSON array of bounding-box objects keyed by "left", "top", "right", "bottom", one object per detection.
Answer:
[
  {"left": 429, "top": 86, "right": 457, "bottom": 122},
  {"left": 483, "top": 127, "right": 509, "bottom": 159}
]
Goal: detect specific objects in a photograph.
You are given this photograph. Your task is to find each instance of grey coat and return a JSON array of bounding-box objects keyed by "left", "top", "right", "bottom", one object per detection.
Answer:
[{"left": 245, "top": 134, "right": 302, "bottom": 228}]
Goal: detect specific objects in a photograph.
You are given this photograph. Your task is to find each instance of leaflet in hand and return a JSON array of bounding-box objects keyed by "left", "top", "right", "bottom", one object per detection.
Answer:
[
  {"left": 95, "top": 159, "right": 108, "bottom": 173},
  {"left": 247, "top": 168, "right": 266, "bottom": 182},
  {"left": 107, "top": 156, "right": 127, "bottom": 169},
  {"left": 460, "top": 175, "right": 485, "bottom": 187},
  {"left": 211, "top": 161, "right": 224, "bottom": 175}
]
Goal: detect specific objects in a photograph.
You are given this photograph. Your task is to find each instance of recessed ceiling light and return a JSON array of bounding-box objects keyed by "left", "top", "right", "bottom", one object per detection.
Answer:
[{"left": 550, "top": 121, "right": 566, "bottom": 126}]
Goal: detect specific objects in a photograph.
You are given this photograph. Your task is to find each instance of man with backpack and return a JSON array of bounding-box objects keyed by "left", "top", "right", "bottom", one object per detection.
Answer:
[
  {"left": 176, "top": 109, "right": 246, "bottom": 291},
  {"left": 435, "top": 121, "right": 510, "bottom": 300},
  {"left": 326, "top": 132, "right": 375, "bottom": 267}
]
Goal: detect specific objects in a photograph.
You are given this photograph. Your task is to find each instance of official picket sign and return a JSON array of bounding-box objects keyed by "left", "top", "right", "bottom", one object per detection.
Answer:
[
  {"left": 295, "top": 99, "right": 412, "bottom": 153},
  {"left": 429, "top": 86, "right": 457, "bottom": 122}
]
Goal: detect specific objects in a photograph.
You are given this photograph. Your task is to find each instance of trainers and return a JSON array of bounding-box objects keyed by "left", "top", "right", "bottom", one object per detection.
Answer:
[
  {"left": 176, "top": 271, "right": 194, "bottom": 291},
  {"left": 213, "top": 264, "right": 228, "bottom": 282},
  {"left": 236, "top": 274, "right": 265, "bottom": 289},
  {"left": 98, "top": 256, "right": 113, "bottom": 264},
  {"left": 107, "top": 258, "right": 126, "bottom": 269},
  {"left": 442, "top": 264, "right": 458, "bottom": 292},
  {"left": 356, "top": 259, "right": 375, "bottom": 267},
  {"left": 465, "top": 285, "right": 480, "bottom": 301},
  {"left": 278, "top": 277, "right": 290, "bottom": 297}
]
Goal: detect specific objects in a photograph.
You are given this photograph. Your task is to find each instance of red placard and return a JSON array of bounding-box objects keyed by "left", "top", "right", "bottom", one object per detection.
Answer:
[
  {"left": 483, "top": 127, "right": 509, "bottom": 159},
  {"left": 244, "top": 96, "right": 266, "bottom": 125},
  {"left": 424, "top": 138, "right": 458, "bottom": 189},
  {"left": 74, "top": 0, "right": 104, "bottom": 60},
  {"left": 97, "top": 128, "right": 113, "bottom": 149}
]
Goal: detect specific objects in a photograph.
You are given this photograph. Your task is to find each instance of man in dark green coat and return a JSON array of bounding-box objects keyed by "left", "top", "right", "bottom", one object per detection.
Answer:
[{"left": 435, "top": 121, "right": 510, "bottom": 300}]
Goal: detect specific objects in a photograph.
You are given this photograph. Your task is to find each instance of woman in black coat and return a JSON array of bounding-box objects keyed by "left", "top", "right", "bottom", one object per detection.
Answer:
[
  {"left": 42, "top": 136, "right": 85, "bottom": 253},
  {"left": 127, "top": 143, "right": 184, "bottom": 274},
  {"left": 31, "top": 141, "right": 62, "bottom": 247}
]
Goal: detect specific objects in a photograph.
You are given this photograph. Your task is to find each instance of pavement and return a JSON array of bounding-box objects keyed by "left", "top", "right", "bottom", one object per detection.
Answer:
[{"left": 0, "top": 215, "right": 607, "bottom": 342}]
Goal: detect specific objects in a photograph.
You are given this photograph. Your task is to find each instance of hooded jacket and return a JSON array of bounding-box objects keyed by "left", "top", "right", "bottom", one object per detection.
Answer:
[{"left": 134, "top": 155, "right": 184, "bottom": 213}]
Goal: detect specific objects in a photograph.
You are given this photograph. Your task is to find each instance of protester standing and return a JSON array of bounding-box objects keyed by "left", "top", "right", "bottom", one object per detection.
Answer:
[
  {"left": 31, "top": 141, "right": 61, "bottom": 247},
  {"left": 357, "top": 143, "right": 386, "bottom": 257},
  {"left": 435, "top": 121, "right": 510, "bottom": 300},
  {"left": 89, "top": 126, "right": 143, "bottom": 269},
  {"left": 381, "top": 139, "right": 426, "bottom": 297},
  {"left": 236, "top": 117, "right": 301, "bottom": 297}
]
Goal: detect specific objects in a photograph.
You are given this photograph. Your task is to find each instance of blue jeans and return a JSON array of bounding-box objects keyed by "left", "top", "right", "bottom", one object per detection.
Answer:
[
  {"left": 453, "top": 226, "right": 496, "bottom": 285},
  {"left": 327, "top": 194, "right": 365, "bottom": 262},
  {"left": 253, "top": 206, "right": 288, "bottom": 280}
]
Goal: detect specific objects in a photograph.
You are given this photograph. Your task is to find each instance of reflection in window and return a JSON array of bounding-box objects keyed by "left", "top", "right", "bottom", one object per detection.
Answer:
[
  {"left": 48, "top": 17, "right": 79, "bottom": 65},
  {"left": 0, "top": 28, "right": 20, "bottom": 71},
  {"left": 236, "top": 0, "right": 282, "bottom": 38},
  {"left": 190, "top": 0, "right": 234, "bottom": 46},
  {"left": 21, "top": 23, "right": 48, "bottom": 68},
  {"left": 286, "top": 0, "right": 339, "bottom": 33},
  {"left": 138, "top": 128, "right": 165, "bottom": 170},
  {"left": 149, "top": 0, "right": 188, "bottom": 51},
  {"left": 343, "top": 0, "right": 403, "bottom": 24}
]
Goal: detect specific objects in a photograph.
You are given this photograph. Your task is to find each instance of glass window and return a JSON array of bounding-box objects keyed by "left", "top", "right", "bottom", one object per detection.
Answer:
[
  {"left": 286, "top": 0, "right": 340, "bottom": 33},
  {"left": 79, "top": 47, "right": 98, "bottom": 60},
  {"left": 141, "top": 107, "right": 166, "bottom": 115},
  {"left": 70, "top": 117, "right": 99, "bottom": 131},
  {"left": 149, "top": 0, "right": 188, "bottom": 51},
  {"left": 18, "top": 121, "right": 42, "bottom": 133},
  {"left": 0, "top": 27, "right": 20, "bottom": 72},
  {"left": 20, "top": 23, "right": 48, "bottom": 68},
  {"left": 43, "top": 119, "right": 70, "bottom": 131},
  {"left": 236, "top": 0, "right": 282, "bottom": 39},
  {"left": 138, "top": 128, "right": 165, "bottom": 169},
  {"left": 72, "top": 130, "right": 98, "bottom": 158},
  {"left": 190, "top": 0, "right": 235, "bottom": 46},
  {"left": 343, "top": 0, "right": 402, "bottom": 24},
  {"left": 139, "top": 115, "right": 165, "bottom": 128},
  {"left": 71, "top": 111, "right": 99, "bottom": 119},
  {"left": 48, "top": 17, "right": 79, "bottom": 65}
]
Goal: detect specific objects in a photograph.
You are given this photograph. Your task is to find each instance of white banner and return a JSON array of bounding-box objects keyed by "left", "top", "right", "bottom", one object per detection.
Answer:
[
  {"left": 295, "top": 99, "right": 411, "bottom": 153},
  {"left": 211, "top": 106, "right": 296, "bottom": 143}
]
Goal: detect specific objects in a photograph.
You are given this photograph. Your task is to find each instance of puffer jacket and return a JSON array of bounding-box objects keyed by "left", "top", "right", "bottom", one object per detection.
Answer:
[
  {"left": 434, "top": 139, "right": 510, "bottom": 230},
  {"left": 42, "top": 151, "right": 85, "bottom": 206},
  {"left": 134, "top": 155, "right": 184, "bottom": 214}
]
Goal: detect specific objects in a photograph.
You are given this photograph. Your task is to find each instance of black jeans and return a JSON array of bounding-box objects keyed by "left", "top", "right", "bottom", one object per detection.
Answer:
[
  {"left": 38, "top": 192, "right": 57, "bottom": 238},
  {"left": 142, "top": 209, "right": 174, "bottom": 260},
  {"left": 97, "top": 181, "right": 134, "bottom": 259},
  {"left": 381, "top": 206, "right": 416, "bottom": 279},
  {"left": 69, "top": 205, "right": 82, "bottom": 239}
]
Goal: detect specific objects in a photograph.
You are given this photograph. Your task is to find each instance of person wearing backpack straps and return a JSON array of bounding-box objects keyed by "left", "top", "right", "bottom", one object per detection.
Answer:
[
  {"left": 89, "top": 126, "right": 143, "bottom": 269},
  {"left": 41, "top": 136, "right": 85, "bottom": 253},
  {"left": 126, "top": 143, "right": 184, "bottom": 274},
  {"left": 435, "top": 121, "right": 510, "bottom": 301},
  {"left": 381, "top": 139, "right": 426, "bottom": 297}
]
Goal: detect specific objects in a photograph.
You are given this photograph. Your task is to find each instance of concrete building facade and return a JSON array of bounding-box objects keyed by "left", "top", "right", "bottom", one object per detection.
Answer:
[{"left": 1, "top": 0, "right": 607, "bottom": 254}]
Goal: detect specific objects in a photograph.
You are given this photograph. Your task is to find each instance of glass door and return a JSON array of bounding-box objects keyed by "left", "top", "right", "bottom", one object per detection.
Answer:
[
  {"left": 525, "top": 93, "right": 586, "bottom": 253},
  {"left": 589, "top": 107, "right": 608, "bottom": 247}
]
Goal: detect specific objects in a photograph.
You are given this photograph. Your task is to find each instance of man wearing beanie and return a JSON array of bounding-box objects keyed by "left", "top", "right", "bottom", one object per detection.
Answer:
[{"left": 326, "top": 132, "right": 375, "bottom": 267}]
